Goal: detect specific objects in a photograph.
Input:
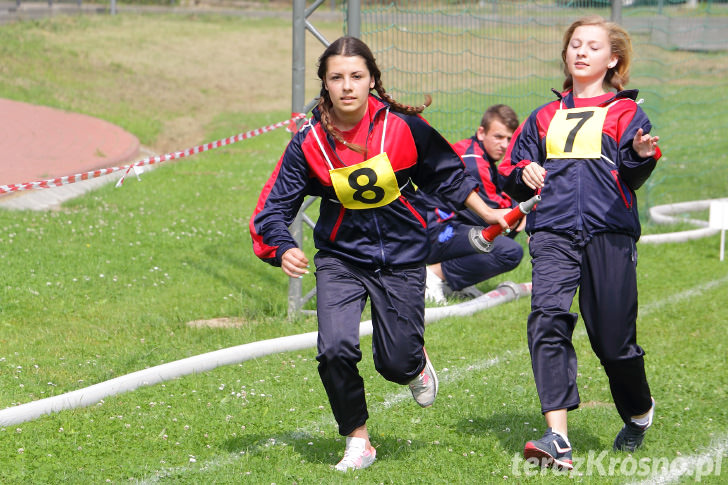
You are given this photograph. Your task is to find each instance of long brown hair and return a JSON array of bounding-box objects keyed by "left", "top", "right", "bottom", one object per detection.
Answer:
[
  {"left": 316, "top": 36, "right": 432, "bottom": 153},
  {"left": 561, "top": 15, "right": 632, "bottom": 92}
]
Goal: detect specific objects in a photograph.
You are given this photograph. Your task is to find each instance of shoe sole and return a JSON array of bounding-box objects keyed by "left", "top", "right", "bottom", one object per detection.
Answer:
[
  {"left": 420, "top": 348, "right": 439, "bottom": 408},
  {"left": 613, "top": 432, "right": 645, "bottom": 452},
  {"left": 614, "top": 443, "right": 642, "bottom": 452},
  {"left": 523, "top": 443, "right": 573, "bottom": 470}
]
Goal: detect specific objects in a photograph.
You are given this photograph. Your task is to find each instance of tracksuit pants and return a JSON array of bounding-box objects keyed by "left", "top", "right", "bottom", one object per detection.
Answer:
[
  {"left": 314, "top": 252, "right": 428, "bottom": 436},
  {"left": 528, "top": 231, "right": 652, "bottom": 425}
]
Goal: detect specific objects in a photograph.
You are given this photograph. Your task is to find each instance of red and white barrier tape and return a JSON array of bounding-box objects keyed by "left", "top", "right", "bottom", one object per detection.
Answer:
[{"left": 0, "top": 113, "right": 306, "bottom": 195}]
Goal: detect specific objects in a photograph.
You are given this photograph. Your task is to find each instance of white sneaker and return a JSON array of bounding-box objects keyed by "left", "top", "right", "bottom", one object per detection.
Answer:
[
  {"left": 425, "top": 267, "right": 451, "bottom": 304},
  {"left": 408, "top": 348, "right": 439, "bottom": 407},
  {"left": 335, "top": 436, "right": 376, "bottom": 471}
]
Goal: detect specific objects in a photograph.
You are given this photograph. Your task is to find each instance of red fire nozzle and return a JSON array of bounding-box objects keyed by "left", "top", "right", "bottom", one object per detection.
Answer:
[{"left": 468, "top": 194, "right": 541, "bottom": 253}]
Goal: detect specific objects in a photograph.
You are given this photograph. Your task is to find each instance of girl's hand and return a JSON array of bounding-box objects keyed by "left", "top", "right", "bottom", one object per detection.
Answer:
[
  {"left": 521, "top": 162, "right": 546, "bottom": 191},
  {"left": 281, "top": 247, "right": 309, "bottom": 278},
  {"left": 632, "top": 128, "right": 660, "bottom": 158}
]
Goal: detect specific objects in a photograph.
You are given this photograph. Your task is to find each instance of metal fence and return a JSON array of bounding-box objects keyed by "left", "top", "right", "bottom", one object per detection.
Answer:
[{"left": 287, "top": 0, "right": 728, "bottom": 315}]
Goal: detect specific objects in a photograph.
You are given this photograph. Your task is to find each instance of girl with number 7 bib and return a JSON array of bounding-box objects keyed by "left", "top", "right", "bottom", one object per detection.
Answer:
[
  {"left": 250, "top": 36, "right": 508, "bottom": 471},
  {"left": 499, "top": 16, "right": 661, "bottom": 470}
]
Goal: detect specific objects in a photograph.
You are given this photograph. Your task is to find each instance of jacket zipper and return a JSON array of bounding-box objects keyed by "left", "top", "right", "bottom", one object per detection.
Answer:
[
  {"left": 400, "top": 195, "right": 426, "bottom": 228},
  {"left": 610, "top": 170, "right": 632, "bottom": 208},
  {"left": 328, "top": 205, "right": 345, "bottom": 242}
]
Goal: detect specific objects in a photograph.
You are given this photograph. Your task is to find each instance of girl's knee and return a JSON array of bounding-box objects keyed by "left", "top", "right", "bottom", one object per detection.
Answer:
[{"left": 374, "top": 353, "right": 421, "bottom": 385}]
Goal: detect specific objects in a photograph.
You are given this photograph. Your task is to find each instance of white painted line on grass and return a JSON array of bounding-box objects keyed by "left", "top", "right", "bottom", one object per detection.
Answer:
[
  {"left": 626, "top": 435, "right": 727, "bottom": 485},
  {"left": 640, "top": 274, "right": 728, "bottom": 315},
  {"left": 379, "top": 352, "right": 520, "bottom": 409}
]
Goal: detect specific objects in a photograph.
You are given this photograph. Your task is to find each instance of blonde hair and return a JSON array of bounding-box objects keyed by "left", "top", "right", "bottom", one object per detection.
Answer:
[{"left": 561, "top": 15, "right": 632, "bottom": 92}]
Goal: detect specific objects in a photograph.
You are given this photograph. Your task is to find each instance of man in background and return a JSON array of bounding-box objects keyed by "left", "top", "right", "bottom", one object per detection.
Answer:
[{"left": 423, "top": 104, "right": 525, "bottom": 303}]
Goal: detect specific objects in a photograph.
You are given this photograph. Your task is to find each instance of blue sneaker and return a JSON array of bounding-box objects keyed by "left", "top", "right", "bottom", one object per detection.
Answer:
[
  {"left": 614, "top": 398, "right": 655, "bottom": 452},
  {"left": 523, "top": 428, "right": 573, "bottom": 470},
  {"left": 613, "top": 423, "right": 647, "bottom": 452}
]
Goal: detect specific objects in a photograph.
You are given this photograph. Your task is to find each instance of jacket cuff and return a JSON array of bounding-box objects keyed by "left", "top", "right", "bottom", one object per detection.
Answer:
[
  {"left": 274, "top": 242, "right": 298, "bottom": 267},
  {"left": 653, "top": 145, "right": 662, "bottom": 161}
]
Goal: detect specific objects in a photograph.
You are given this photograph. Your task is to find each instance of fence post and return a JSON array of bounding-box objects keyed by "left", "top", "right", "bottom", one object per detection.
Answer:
[
  {"left": 286, "top": 0, "right": 361, "bottom": 318},
  {"left": 611, "top": 0, "right": 622, "bottom": 24},
  {"left": 288, "top": 0, "right": 307, "bottom": 319},
  {"left": 347, "top": 0, "right": 361, "bottom": 38}
]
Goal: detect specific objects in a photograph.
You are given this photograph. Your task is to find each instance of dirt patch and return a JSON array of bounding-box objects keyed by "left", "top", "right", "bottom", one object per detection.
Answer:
[{"left": 186, "top": 317, "right": 249, "bottom": 328}]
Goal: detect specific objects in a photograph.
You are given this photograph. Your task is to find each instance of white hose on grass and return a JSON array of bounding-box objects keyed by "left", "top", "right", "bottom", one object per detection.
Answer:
[
  {"left": 640, "top": 198, "right": 727, "bottom": 244},
  {"left": 0, "top": 282, "right": 531, "bottom": 427}
]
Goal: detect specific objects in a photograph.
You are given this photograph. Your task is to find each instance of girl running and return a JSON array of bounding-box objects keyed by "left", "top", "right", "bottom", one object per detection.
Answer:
[
  {"left": 251, "top": 36, "right": 508, "bottom": 471},
  {"left": 499, "top": 16, "right": 660, "bottom": 469}
]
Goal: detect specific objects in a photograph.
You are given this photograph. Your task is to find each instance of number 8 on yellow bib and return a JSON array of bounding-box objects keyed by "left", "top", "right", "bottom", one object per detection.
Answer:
[{"left": 329, "top": 152, "right": 401, "bottom": 209}]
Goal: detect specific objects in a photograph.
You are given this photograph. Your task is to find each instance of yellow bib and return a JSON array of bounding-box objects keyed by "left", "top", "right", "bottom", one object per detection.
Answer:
[
  {"left": 330, "top": 152, "right": 401, "bottom": 209},
  {"left": 546, "top": 107, "right": 608, "bottom": 159}
]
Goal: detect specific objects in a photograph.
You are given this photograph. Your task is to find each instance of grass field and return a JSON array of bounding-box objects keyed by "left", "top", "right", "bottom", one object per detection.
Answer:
[{"left": 1, "top": 10, "right": 727, "bottom": 484}]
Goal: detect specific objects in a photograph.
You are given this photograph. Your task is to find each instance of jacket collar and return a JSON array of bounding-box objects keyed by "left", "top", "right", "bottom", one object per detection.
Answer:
[{"left": 552, "top": 88, "right": 639, "bottom": 108}]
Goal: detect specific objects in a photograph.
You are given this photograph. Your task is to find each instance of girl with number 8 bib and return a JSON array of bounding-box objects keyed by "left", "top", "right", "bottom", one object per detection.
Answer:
[
  {"left": 250, "top": 36, "right": 508, "bottom": 471},
  {"left": 499, "top": 16, "right": 660, "bottom": 470}
]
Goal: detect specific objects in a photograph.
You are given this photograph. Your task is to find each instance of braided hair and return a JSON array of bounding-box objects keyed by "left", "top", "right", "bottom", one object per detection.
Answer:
[{"left": 316, "top": 36, "right": 432, "bottom": 153}]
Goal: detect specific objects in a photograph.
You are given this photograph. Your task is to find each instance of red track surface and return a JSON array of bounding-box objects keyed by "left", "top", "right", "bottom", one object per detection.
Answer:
[{"left": 1, "top": 98, "right": 139, "bottom": 187}]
